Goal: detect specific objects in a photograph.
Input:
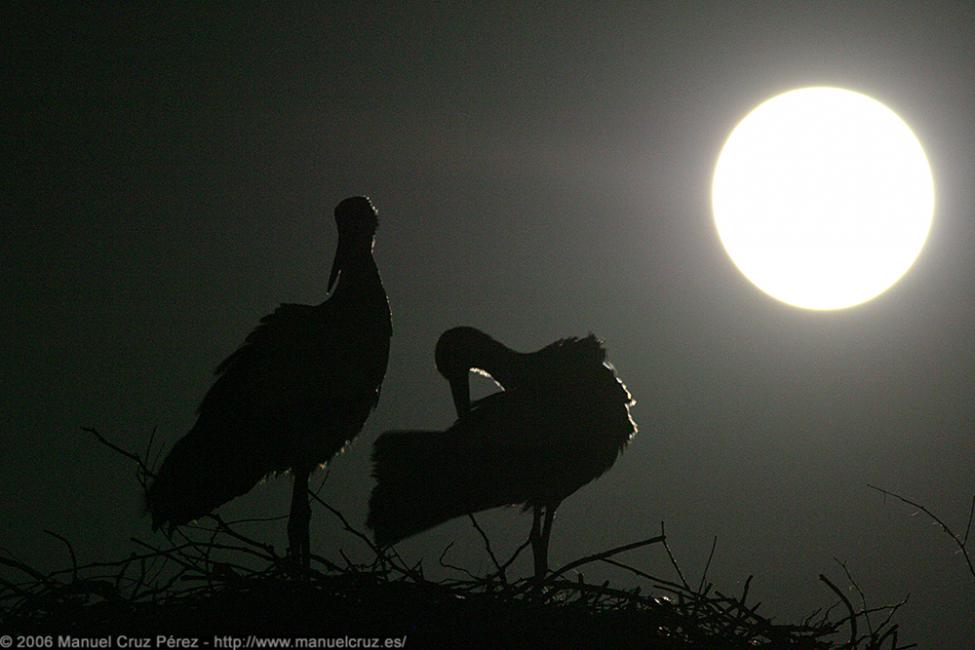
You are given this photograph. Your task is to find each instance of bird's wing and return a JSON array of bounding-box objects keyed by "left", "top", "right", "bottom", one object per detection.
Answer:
[
  {"left": 212, "top": 303, "right": 321, "bottom": 376},
  {"left": 198, "top": 302, "right": 361, "bottom": 418},
  {"left": 148, "top": 302, "right": 371, "bottom": 529},
  {"left": 368, "top": 369, "right": 636, "bottom": 546},
  {"left": 368, "top": 391, "right": 598, "bottom": 545}
]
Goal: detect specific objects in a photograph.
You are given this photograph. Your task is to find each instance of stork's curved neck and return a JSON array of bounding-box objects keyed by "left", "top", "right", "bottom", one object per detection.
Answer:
[{"left": 470, "top": 339, "right": 529, "bottom": 390}]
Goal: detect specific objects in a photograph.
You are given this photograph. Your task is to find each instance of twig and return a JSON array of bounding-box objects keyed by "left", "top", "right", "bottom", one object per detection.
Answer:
[
  {"left": 203, "top": 515, "right": 279, "bottom": 560},
  {"left": 660, "top": 521, "right": 690, "bottom": 590},
  {"left": 547, "top": 534, "right": 665, "bottom": 583},
  {"left": 496, "top": 538, "right": 532, "bottom": 575},
  {"left": 697, "top": 535, "right": 717, "bottom": 595},
  {"left": 437, "top": 542, "right": 480, "bottom": 581},
  {"left": 85, "top": 427, "right": 157, "bottom": 480},
  {"left": 129, "top": 539, "right": 202, "bottom": 574},
  {"left": 835, "top": 558, "right": 872, "bottom": 636},
  {"left": 44, "top": 530, "right": 79, "bottom": 583},
  {"left": 467, "top": 514, "right": 506, "bottom": 585},
  {"left": 963, "top": 494, "right": 975, "bottom": 547},
  {"left": 309, "top": 493, "right": 378, "bottom": 555},
  {"left": 599, "top": 557, "right": 688, "bottom": 593},
  {"left": 879, "top": 593, "right": 910, "bottom": 632},
  {"left": 143, "top": 426, "right": 158, "bottom": 474},
  {"left": 0, "top": 556, "right": 50, "bottom": 584},
  {"left": 308, "top": 493, "right": 417, "bottom": 580},
  {"left": 868, "top": 484, "right": 975, "bottom": 580},
  {"left": 819, "top": 573, "right": 857, "bottom": 648}
]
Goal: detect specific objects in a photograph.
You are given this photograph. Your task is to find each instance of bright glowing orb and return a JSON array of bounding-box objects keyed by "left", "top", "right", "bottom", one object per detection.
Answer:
[{"left": 712, "top": 87, "right": 934, "bottom": 310}]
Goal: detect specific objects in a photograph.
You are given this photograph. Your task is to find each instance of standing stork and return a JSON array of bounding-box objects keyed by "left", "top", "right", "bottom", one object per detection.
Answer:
[
  {"left": 147, "top": 196, "right": 392, "bottom": 569},
  {"left": 367, "top": 327, "right": 635, "bottom": 580}
]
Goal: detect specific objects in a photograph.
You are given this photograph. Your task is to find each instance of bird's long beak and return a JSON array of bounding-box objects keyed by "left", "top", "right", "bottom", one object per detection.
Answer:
[
  {"left": 449, "top": 374, "right": 471, "bottom": 417},
  {"left": 327, "top": 235, "right": 349, "bottom": 292}
]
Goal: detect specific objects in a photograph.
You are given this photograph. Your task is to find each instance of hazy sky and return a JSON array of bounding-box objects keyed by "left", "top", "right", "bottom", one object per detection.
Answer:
[{"left": 4, "top": 2, "right": 974, "bottom": 645}]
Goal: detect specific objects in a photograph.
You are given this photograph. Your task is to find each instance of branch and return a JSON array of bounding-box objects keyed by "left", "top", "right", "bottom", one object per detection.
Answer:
[
  {"left": 0, "top": 555, "right": 51, "bottom": 584},
  {"left": 835, "top": 558, "right": 871, "bottom": 636},
  {"left": 819, "top": 573, "right": 857, "bottom": 648},
  {"left": 496, "top": 538, "right": 532, "bottom": 576},
  {"left": 697, "top": 535, "right": 718, "bottom": 595},
  {"left": 660, "top": 521, "right": 690, "bottom": 590},
  {"left": 868, "top": 484, "right": 975, "bottom": 580},
  {"left": 44, "top": 530, "right": 78, "bottom": 583},
  {"left": 963, "top": 494, "right": 975, "bottom": 548},
  {"left": 84, "top": 426, "right": 157, "bottom": 498},
  {"left": 309, "top": 493, "right": 380, "bottom": 555},
  {"left": 437, "top": 542, "right": 479, "bottom": 581},
  {"left": 547, "top": 534, "right": 665, "bottom": 583},
  {"left": 467, "top": 514, "right": 506, "bottom": 585},
  {"left": 308, "top": 493, "right": 418, "bottom": 580},
  {"left": 599, "top": 557, "right": 688, "bottom": 593}
]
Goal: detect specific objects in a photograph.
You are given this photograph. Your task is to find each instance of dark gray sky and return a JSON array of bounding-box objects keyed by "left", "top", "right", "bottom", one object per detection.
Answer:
[{"left": 4, "top": 2, "right": 974, "bottom": 645}]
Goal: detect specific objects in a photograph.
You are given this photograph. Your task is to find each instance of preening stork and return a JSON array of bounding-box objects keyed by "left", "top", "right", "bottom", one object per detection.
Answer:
[
  {"left": 367, "top": 327, "right": 635, "bottom": 580},
  {"left": 147, "top": 196, "right": 392, "bottom": 569}
]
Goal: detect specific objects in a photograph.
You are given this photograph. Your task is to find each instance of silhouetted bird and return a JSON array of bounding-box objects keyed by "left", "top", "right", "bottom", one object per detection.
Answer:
[
  {"left": 147, "top": 196, "right": 392, "bottom": 569},
  {"left": 367, "top": 327, "right": 635, "bottom": 579}
]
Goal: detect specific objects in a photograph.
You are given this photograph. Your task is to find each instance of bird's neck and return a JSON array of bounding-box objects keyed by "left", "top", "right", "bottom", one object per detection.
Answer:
[
  {"left": 476, "top": 343, "right": 529, "bottom": 390},
  {"left": 333, "top": 252, "right": 381, "bottom": 294},
  {"left": 328, "top": 251, "right": 391, "bottom": 338}
]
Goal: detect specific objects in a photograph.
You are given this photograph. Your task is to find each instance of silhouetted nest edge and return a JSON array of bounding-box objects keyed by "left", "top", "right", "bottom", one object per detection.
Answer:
[{"left": 0, "top": 428, "right": 915, "bottom": 650}]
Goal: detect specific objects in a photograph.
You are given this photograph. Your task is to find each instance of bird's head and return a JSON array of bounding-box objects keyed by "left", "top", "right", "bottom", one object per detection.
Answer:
[
  {"left": 435, "top": 326, "right": 504, "bottom": 417},
  {"left": 329, "top": 196, "right": 379, "bottom": 291}
]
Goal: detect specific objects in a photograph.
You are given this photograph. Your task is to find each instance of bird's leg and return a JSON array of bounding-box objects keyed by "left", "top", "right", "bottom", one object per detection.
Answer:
[
  {"left": 531, "top": 505, "right": 546, "bottom": 583},
  {"left": 539, "top": 502, "right": 558, "bottom": 578},
  {"left": 288, "top": 465, "right": 312, "bottom": 571}
]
